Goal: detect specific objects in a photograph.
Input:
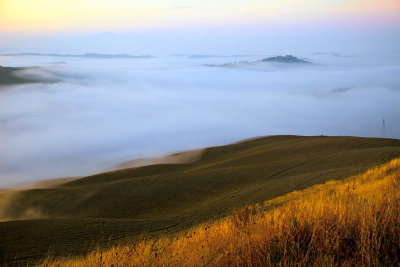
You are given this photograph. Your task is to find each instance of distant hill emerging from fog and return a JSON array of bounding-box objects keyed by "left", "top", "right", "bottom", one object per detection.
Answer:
[
  {"left": 260, "top": 55, "right": 311, "bottom": 64},
  {"left": 204, "top": 55, "right": 312, "bottom": 68},
  {"left": 0, "top": 66, "right": 49, "bottom": 85}
]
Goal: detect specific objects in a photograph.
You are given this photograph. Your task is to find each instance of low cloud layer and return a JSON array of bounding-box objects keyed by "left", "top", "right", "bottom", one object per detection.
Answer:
[{"left": 0, "top": 53, "right": 399, "bottom": 186}]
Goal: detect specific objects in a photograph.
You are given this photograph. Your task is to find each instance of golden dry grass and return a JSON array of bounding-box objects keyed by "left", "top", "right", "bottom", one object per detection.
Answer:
[{"left": 41, "top": 159, "right": 400, "bottom": 266}]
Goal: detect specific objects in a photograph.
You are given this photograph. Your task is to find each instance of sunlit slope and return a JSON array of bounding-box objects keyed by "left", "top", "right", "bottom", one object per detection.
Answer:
[
  {"left": 1, "top": 135, "right": 400, "bottom": 265},
  {"left": 6, "top": 135, "right": 400, "bottom": 220},
  {"left": 45, "top": 158, "right": 400, "bottom": 266}
]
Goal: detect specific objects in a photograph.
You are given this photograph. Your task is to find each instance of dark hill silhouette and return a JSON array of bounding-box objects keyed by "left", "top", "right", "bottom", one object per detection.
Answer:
[
  {"left": 0, "top": 66, "right": 38, "bottom": 85},
  {"left": 261, "top": 55, "right": 311, "bottom": 64},
  {"left": 0, "top": 65, "right": 57, "bottom": 85}
]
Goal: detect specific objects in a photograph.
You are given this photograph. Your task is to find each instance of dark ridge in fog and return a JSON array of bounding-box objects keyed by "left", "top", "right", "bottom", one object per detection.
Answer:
[
  {"left": 0, "top": 66, "right": 57, "bottom": 85},
  {"left": 260, "top": 55, "right": 312, "bottom": 64}
]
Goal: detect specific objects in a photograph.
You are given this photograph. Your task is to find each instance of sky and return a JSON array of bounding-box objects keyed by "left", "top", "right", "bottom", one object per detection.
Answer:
[
  {"left": 1, "top": 0, "right": 400, "bottom": 32},
  {"left": 0, "top": 0, "right": 400, "bottom": 54}
]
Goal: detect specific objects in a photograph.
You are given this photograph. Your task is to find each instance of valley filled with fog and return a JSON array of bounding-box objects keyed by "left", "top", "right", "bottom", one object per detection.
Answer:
[{"left": 0, "top": 52, "right": 399, "bottom": 185}]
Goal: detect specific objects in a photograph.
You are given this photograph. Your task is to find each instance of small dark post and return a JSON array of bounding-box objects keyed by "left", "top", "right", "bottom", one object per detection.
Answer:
[{"left": 382, "top": 118, "right": 385, "bottom": 137}]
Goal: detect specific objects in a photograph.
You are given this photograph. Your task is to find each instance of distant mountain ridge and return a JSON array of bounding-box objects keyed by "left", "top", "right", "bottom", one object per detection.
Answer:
[
  {"left": 2, "top": 52, "right": 153, "bottom": 59},
  {"left": 313, "top": 52, "right": 353, "bottom": 58}
]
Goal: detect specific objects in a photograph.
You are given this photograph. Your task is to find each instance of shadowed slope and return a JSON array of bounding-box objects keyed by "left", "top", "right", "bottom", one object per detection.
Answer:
[{"left": 1, "top": 135, "right": 400, "bottom": 264}]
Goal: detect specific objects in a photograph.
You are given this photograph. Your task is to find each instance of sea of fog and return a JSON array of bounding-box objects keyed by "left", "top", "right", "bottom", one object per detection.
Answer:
[{"left": 0, "top": 53, "right": 400, "bottom": 185}]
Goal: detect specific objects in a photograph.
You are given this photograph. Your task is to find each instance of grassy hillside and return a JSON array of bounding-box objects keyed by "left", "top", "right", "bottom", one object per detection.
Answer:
[
  {"left": 1, "top": 135, "right": 400, "bottom": 265},
  {"left": 43, "top": 158, "right": 400, "bottom": 266}
]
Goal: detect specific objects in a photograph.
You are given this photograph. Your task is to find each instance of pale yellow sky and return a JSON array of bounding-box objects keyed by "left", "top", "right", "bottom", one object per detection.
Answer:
[{"left": 0, "top": 0, "right": 399, "bottom": 33}]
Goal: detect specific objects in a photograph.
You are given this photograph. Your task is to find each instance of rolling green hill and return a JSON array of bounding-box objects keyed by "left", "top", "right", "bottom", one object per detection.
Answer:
[{"left": 1, "top": 135, "right": 400, "bottom": 265}]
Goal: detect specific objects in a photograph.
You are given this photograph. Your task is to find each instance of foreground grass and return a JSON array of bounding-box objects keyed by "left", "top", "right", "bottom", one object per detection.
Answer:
[{"left": 42, "top": 159, "right": 400, "bottom": 266}]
